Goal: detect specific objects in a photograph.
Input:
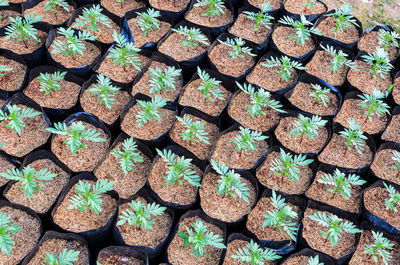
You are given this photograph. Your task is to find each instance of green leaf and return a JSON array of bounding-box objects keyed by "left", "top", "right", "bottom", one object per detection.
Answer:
[
  {"left": 357, "top": 88, "right": 390, "bottom": 122},
  {"left": 43, "top": 0, "right": 69, "bottom": 13},
  {"left": 0, "top": 104, "right": 41, "bottom": 136},
  {"left": 0, "top": 211, "right": 22, "bottom": 256},
  {"left": 278, "top": 15, "right": 323, "bottom": 45},
  {"left": 361, "top": 47, "right": 393, "bottom": 79},
  {"left": 243, "top": 2, "right": 273, "bottom": 31},
  {"left": 51, "top": 27, "right": 97, "bottom": 56},
  {"left": 110, "top": 137, "right": 144, "bottom": 174},
  {"left": 383, "top": 182, "right": 400, "bottom": 212},
  {"left": 87, "top": 74, "right": 121, "bottom": 109},
  {"left": 171, "top": 25, "right": 209, "bottom": 47},
  {"left": 325, "top": 3, "right": 359, "bottom": 35},
  {"left": 288, "top": 114, "right": 327, "bottom": 141},
  {"left": 196, "top": 67, "right": 224, "bottom": 102},
  {"left": 363, "top": 231, "right": 394, "bottom": 265},
  {"left": 218, "top": 37, "right": 256, "bottom": 58},
  {"left": 135, "top": 96, "right": 167, "bottom": 127},
  {"left": 44, "top": 249, "right": 80, "bottom": 265},
  {"left": 309, "top": 84, "right": 331, "bottom": 107},
  {"left": 75, "top": 4, "right": 111, "bottom": 32},
  {"left": 338, "top": 119, "right": 367, "bottom": 155},
  {"left": 232, "top": 240, "right": 281, "bottom": 264},
  {"left": 194, "top": 0, "right": 225, "bottom": 17},
  {"left": 135, "top": 8, "right": 160, "bottom": 37},
  {"left": 263, "top": 56, "right": 306, "bottom": 82},
  {"left": 320, "top": 43, "right": 358, "bottom": 73},
  {"left": 108, "top": 31, "right": 141, "bottom": 70},
  {"left": 5, "top": 13, "right": 43, "bottom": 43},
  {"left": 38, "top": 71, "right": 67, "bottom": 94},
  {"left": 149, "top": 66, "right": 181, "bottom": 94},
  {"left": 176, "top": 115, "right": 210, "bottom": 144},
  {"left": 230, "top": 126, "right": 268, "bottom": 152}
]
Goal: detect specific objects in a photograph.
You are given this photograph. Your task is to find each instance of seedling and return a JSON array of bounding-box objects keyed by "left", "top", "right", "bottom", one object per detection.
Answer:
[
  {"left": 317, "top": 168, "right": 366, "bottom": 200},
  {"left": 0, "top": 212, "right": 22, "bottom": 256},
  {"left": 156, "top": 148, "right": 201, "bottom": 187},
  {"left": 117, "top": 200, "right": 166, "bottom": 230},
  {"left": 231, "top": 240, "right": 281, "bottom": 264},
  {"left": 108, "top": 31, "right": 141, "bottom": 71},
  {"left": 75, "top": 4, "right": 111, "bottom": 33},
  {"left": 135, "top": 8, "right": 160, "bottom": 37},
  {"left": 361, "top": 47, "right": 393, "bottom": 78},
  {"left": 43, "top": 0, "right": 69, "bottom": 14},
  {"left": 270, "top": 148, "right": 313, "bottom": 182},
  {"left": 302, "top": 0, "right": 316, "bottom": 10},
  {"left": 149, "top": 66, "right": 182, "bottom": 94},
  {"left": 309, "top": 84, "right": 331, "bottom": 107},
  {"left": 211, "top": 159, "right": 250, "bottom": 202},
  {"left": 0, "top": 166, "right": 57, "bottom": 198},
  {"left": 5, "top": 14, "right": 43, "bottom": 48},
  {"left": 0, "top": 0, "right": 8, "bottom": 6},
  {"left": 0, "top": 104, "right": 41, "bottom": 136},
  {"left": 378, "top": 28, "right": 400, "bottom": 49},
  {"left": 178, "top": 219, "right": 226, "bottom": 259},
  {"left": 243, "top": 2, "right": 273, "bottom": 31},
  {"left": 320, "top": 44, "right": 358, "bottom": 73},
  {"left": 218, "top": 37, "right": 256, "bottom": 59},
  {"left": 364, "top": 231, "right": 394, "bottom": 265},
  {"left": 110, "top": 137, "right": 144, "bottom": 175},
  {"left": 263, "top": 56, "right": 306, "bottom": 82},
  {"left": 68, "top": 179, "right": 114, "bottom": 214},
  {"left": 135, "top": 96, "right": 167, "bottom": 127},
  {"left": 44, "top": 249, "right": 80, "bottom": 265},
  {"left": 339, "top": 119, "right": 367, "bottom": 155},
  {"left": 308, "top": 211, "right": 361, "bottom": 246},
  {"left": 289, "top": 114, "right": 327, "bottom": 143},
  {"left": 383, "top": 182, "right": 400, "bottom": 212},
  {"left": 46, "top": 121, "right": 107, "bottom": 154},
  {"left": 307, "top": 256, "right": 324, "bottom": 265},
  {"left": 236, "top": 82, "right": 285, "bottom": 118},
  {"left": 87, "top": 74, "right": 121, "bottom": 109},
  {"left": 263, "top": 190, "right": 298, "bottom": 241},
  {"left": 325, "top": 3, "right": 359, "bottom": 36},
  {"left": 0, "top": 65, "right": 12, "bottom": 77},
  {"left": 196, "top": 67, "right": 224, "bottom": 102},
  {"left": 38, "top": 71, "right": 67, "bottom": 95},
  {"left": 176, "top": 115, "right": 210, "bottom": 144},
  {"left": 194, "top": 0, "right": 225, "bottom": 17},
  {"left": 278, "top": 15, "right": 322, "bottom": 45},
  {"left": 171, "top": 26, "right": 209, "bottom": 47},
  {"left": 391, "top": 150, "right": 400, "bottom": 178},
  {"left": 230, "top": 126, "right": 268, "bottom": 152},
  {"left": 51, "top": 27, "right": 97, "bottom": 56},
  {"left": 358, "top": 89, "right": 390, "bottom": 123}
]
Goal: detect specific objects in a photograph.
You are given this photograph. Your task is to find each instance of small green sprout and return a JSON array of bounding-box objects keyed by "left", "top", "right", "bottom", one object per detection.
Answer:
[
  {"left": 230, "top": 126, "right": 268, "bottom": 152},
  {"left": 44, "top": 249, "right": 80, "bottom": 265},
  {"left": 117, "top": 200, "right": 166, "bottom": 230},
  {"left": 51, "top": 27, "right": 97, "bottom": 56},
  {"left": 0, "top": 212, "right": 22, "bottom": 256},
  {"left": 320, "top": 44, "right": 358, "bottom": 73},
  {"left": 358, "top": 89, "right": 390, "bottom": 123},
  {"left": 75, "top": 4, "right": 111, "bottom": 33},
  {"left": 243, "top": 2, "right": 273, "bottom": 31},
  {"left": 218, "top": 37, "right": 256, "bottom": 59},
  {"left": 178, "top": 219, "right": 226, "bottom": 259},
  {"left": 278, "top": 15, "right": 322, "bottom": 45},
  {"left": 263, "top": 56, "right": 306, "bottom": 82},
  {"left": 87, "top": 74, "right": 121, "bottom": 109},
  {"left": 196, "top": 67, "right": 224, "bottom": 102},
  {"left": 194, "top": 0, "right": 225, "bottom": 17},
  {"left": 108, "top": 31, "right": 141, "bottom": 71},
  {"left": 289, "top": 114, "right": 327, "bottom": 143},
  {"left": 0, "top": 0, "right": 8, "bottom": 6},
  {"left": 378, "top": 28, "right": 400, "bottom": 49},
  {"left": 0, "top": 104, "right": 41, "bottom": 136},
  {"left": 135, "top": 96, "right": 167, "bottom": 127},
  {"left": 5, "top": 14, "right": 43, "bottom": 47},
  {"left": 149, "top": 66, "right": 182, "bottom": 94},
  {"left": 176, "top": 115, "right": 210, "bottom": 144},
  {"left": 325, "top": 3, "right": 359, "bottom": 36},
  {"left": 364, "top": 231, "right": 394, "bottom": 265},
  {"left": 43, "top": 0, "right": 69, "bottom": 14},
  {"left": 135, "top": 8, "right": 160, "bottom": 37},
  {"left": 309, "top": 84, "right": 331, "bottom": 107},
  {"left": 339, "top": 119, "right": 367, "bottom": 155},
  {"left": 171, "top": 26, "right": 210, "bottom": 47},
  {"left": 263, "top": 190, "right": 298, "bottom": 241},
  {"left": 110, "top": 137, "right": 144, "bottom": 175},
  {"left": 307, "top": 255, "right": 324, "bottom": 265},
  {"left": 270, "top": 148, "right": 313, "bottom": 182},
  {"left": 302, "top": 0, "right": 316, "bottom": 10},
  {"left": 0, "top": 65, "right": 12, "bottom": 77},
  {"left": 390, "top": 150, "right": 400, "bottom": 177},
  {"left": 37, "top": 71, "right": 67, "bottom": 95},
  {"left": 231, "top": 240, "right": 281, "bottom": 265},
  {"left": 361, "top": 47, "right": 393, "bottom": 79},
  {"left": 383, "top": 182, "right": 400, "bottom": 212}
]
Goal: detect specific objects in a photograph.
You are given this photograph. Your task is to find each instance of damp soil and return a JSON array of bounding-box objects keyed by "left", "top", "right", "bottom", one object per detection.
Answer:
[
  {"left": 316, "top": 16, "right": 360, "bottom": 44},
  {"left": 0, "top": 30, "right": 47, "bottom": 55},
  {"left": 24, "top": 1, "right": 74, "bottom": 25},
  {"left": 71, "top": 18, "right": 120, "bottom": 44},
  {"left": 371, "top": 148, "right": 400, "bottom": 186},
  {"left": 128, "top": 18, "right": 171, "bottom": 47},
  {"left": 222, "top": 239, "right": 275, "bottom": 265},
  {"left": 381, "top": 113, "right": 400, "bottom": 143},
  {"left": 272, "top": 26, "right": 316, "bottom": 57},
  {"left": 101, "top": 0, "right": 144, "bottom": 17},
  {"left": 392, "top": 75, "right": 400, "bottom": 105},
  {"left": 248, "top": 0, "right": 282, "bottom": 10},
  {"left": 0, "top": 10, "right": 19, "bottom": 27},
  {"left": 256, "top": 150, "right": 313, "bottom": 195},
  {"left": 149, "top": 0, "right": 188, "bottom": 12},
  {"left": 284, "top": 0, "right": 327, "bottom": 15},
  {"left": 282, "top": 255, "right": 318, "bottom": 265},
  {"left": 97, "top": 254, "right": 145, "bottom": 265},
  {"left": 0, "top": 56, "right": 26, "bottom": 92},
  {"left": 358, "top": 30, "right": 398, "bottom": 61},
  {"left": 0, "top": 156, "right": 14, "bottom": 187},
  {"left": 229, "top": 13, "right": 272, "bottom": 45},
  {"left": 167, "top": 216, "right": 224, "bottom": 265},
  {"left": 185, "top": 3, "right": 232, "bottom": 28}
]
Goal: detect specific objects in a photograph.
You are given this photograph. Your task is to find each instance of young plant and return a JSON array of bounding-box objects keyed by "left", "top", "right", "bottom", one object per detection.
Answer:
[
  {"left": 302, "top": 0, "right": 316, "bottom": 10},
  {"left": 46, "top": 121, "right": 106, "bottom": 154},
  {"left": 218, "top": 37, "right": 256, "bottom": 59},
  {"left": 289, "top": 114, "right": 327, "bottom": 143},
  {"left": 171, "top": 26, "right": 209, "bottom": 47},
  {"left": 378, "top": 28, "right": 400, "bottom": 49},
  {"left": 75, "top": 4, "right": 111, "bottom": 33},
  {"left": 110, "top": 137, "right": 144, "bottom": 175},
  {"left": 0, "top": 0, "right": 8, "bottom": 6},
  {"left": 320, "top": 44, "right": 358, "bottom": 73},
  {"left": 231, "top": 240, "right": 281, "bottom": 265},
  {"left": 148, "top": 66, "right": 182, "bottom": 94},
  {"left": 278, "top": 15, "right": 322, "bottom": 45},
  {"left": 307, "top": 255, "right": 324, "bottom": 265},
  {"left": 325, "top": 3, "right": 359, "bottom": 35},
  {"left": 5, "top": 14, "right": 43, "bottom": 47},
  {"left": 0, "top": 104, "right": 41, "bottom": 136},
  {"left": 211, "top": 159, "right": 250, "bottom": 202},
  {"left": 194, "top": 0, "right": 225, "bottom": 17},
  {"left": 51, "top": 27, "right": 97, "bottom": 56},
  {"left": 196, "top": 67, "right": 224, "bottom": 102},
  {"left": 364, "top": 231, "right": 394, "bottom": 265},
  {"left": 178, "top": 219, "right": 226, "bottom": 259},
  {"left": 263, "top": 55, "right": 306, "bottom": 82},
  {"left": 339, "top": 119, "right": 367, "bottom": 155},
  {"left": 317, "top": 168, "right": 366, "bottom": 200},
  {"left": 383, "top": 182, "right": 400, "bottom": 212},
  {"left": 0, "top": 166, "right": 57, "bottom": 198},
  {"left": 0, "top": 212, "right": 22, "bottom": 256},
  {"left": 38, "top": 71, "right": 67, "bottom": 95},
  {"left": 44, "top": 249, "right": 80, "bottom": 265},
  {"left": 236, "top": 82, "right": 285, "bottom": 118},
  {"left": 361, "top": 47, "right": 393, "bottom": 78},
  {"left": 230, "top": 126, "right": 268, "bottom": 152},
  {"left": 156, "top": 148, "right": 201, "bottom": 187},
  {"left": 243, "top": 2, "right": 273, "bottom": 31},
  {"left": 68, "top": 179, "right": 114, "bottom": 214},
  {"left": 308, "top": 211, "right": 361, "bottom": 246},
  {"left": 0, "top": 65, "right": 12, "bottom": 77},
  {"left": 358, "top": 88, "right": 390, "bottom": 122},
  {"left": 309, "top": 84, "right": 331, "bottom": 107},
  {"left": 135, "top": 8, "right": 161, "bottom": 37},
  {"left": 87, "top": 74, "right": 121, "bottom": 109},
  {"left": 108, "top": 31, "right": 141, "bottom": 71},
  {"left": 43, "top": 0, "right": 69, "bottom": 14},
  {"left": 135, "top": 96, "right": 167, "bottom": 127},
  {"left": 117, "top": 200, "right": 166, "bottom": 230},
  {"left": 176, "top": 115, "right": 210, "bottom": 144},
  {"left": 391, "top": 150, "right": 400, "bottom": 177},
  {"left": 269, "top": 148, "right": 314, "bottom": 182},
  {"left": 263, "top": 190, "right": 298, "bottom": 241}
]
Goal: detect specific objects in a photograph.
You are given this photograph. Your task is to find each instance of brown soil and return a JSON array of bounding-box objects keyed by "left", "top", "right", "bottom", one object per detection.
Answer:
[
  {"left": 256, "top": 151, "right": 313, "bottom": 195},
  {"left": 24, "top": 78, "right": 81, "bottom": 109},
  {"left": 149, "top": 0, "right": 188, "bottom": 12},
  {"left": 71, "top": 18, "right": 119, "bottom": 44},
  {"left": 7, "top": 0, "right": 23, "bottom": 3},
  {"left": 318, "top": 133, "right": 373, "bottom": 169},
  {"left": 167, "top": 216, "right": 224, "bottom": 265},
  {"left": 229, "top": 13, "right": 272, "bottom": 45},
  {"left": 347, "top": 60, "right": 393, "bottom": 95},
  {"left": 0, "top": 156, "right": 14, "bottom": 187},
  {"left": 27, "top": 238, "right": 89, "bottom": 265},
  {"left": 306, "top": 50, "right": 350, "bottom": 87},
  {"left": 302, "top": 208, "right": 358, "bottom": 259},
  {"left": 305, "top": 170, "right": 363, "bottom": 214},
  {"left": 275, "top": 116, "right": 329, "bottom": 154},
  {"left": 96, "top": 54, "right": 150, "bottom": 84},
  {"left": 211, "top": 130, "right": 269, "bottom": 170},
  {"left": 24, "top": 1, "right": 74, "bottom": 25},
  {"left": 316, "top": 16, "right": 360, "bottom": 44},
  {"left": 121, "top": 104, "right": 175, "bottom": 140},
  {"left": 0, "top": 56, "right": 26, "bottom": 92},
  {"left": 158, "top": 32, "right": 209, "bottom": 62},
  {"left": 284, "top": 0, "right": 327, "bottom": 15},
  {"left": 287, "top": 82, "right": 338, "bottom": 116},
  {"left": 246, "top": 196, "right": 301, "bottom": 241},
  {"left": 282, "top": 255, "right": 316, "bottom": 265},
  {"left": 101, "top": 0, "right": 144, "bottom": 17},
  {"left": 51, "top": 122, "right": 110, "bottom": 172},
  {"left": 358, "top": 30, "right": 398, "bottom": 61},
  {"left": 53, "top": 180, "right": 118, "bottom": 232},
  {"left": 392, "top": 75, "right": 400, "bottom": 105},
  {"left": 117, "top": 196, "right": 172, "bottom": 248},
  {"left": 222, "top": 239, "right": 275, "bottom": 265},
  {"left": 272, "top": 26, "right": 316, "bottom": 57},
  {"left": 0, "top": 30, "right": 46, "bottom": 55},
  {"left": 199, "top": 171, "right": 256, "bottom": 223},
  {"left": 248, "top": 0, "right": 281, "bottom": 10},
  {"left": 0, "top": 206, "right": 41, "bottom": 265},
  {"left": 208, "top": 43, "right": 255, "bottom": 77},
  {"left": 381, "top": 113, "right": 400, "bottom": 143},
  {"left": 131, "top": 61, "right": 182, "bottom": 101},
  {"left": 179, "top": 78, "right": 232, "bottom": 117},
  {"left": 0, "top": 105, "right": 51, "bottom": 158},
  {"left": 371, "top": 148, "right": 400, "bottom": 186},
  {"left": 128, "top": 18, "right": 171, "bottom": 47},
  {"left": 0, "top": 10, "right": 19, "bottom": 27},
  {"left": 94, "top": 141, "right": 152, "bottom": 199},
  {"left": 364, "top": 186, "right": 400, "bottom": 231},
  {"left": 97, "top": 254, "right": 145, "bottom": 265},
  {"left": 185, "top": 3, "right": 231, "bottom": 27},
  {"left": 50, "top": 36, "right": 101, "bottom": 68},
  {"left": 147, "top": 156, "right": 202, "bottom": 206},
  {"left": 4, "top": 158, "right": 70, "bottom": 214}
]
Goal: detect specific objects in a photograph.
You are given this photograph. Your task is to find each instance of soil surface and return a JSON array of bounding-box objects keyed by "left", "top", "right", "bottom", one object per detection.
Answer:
[
  {"left": 0, "top": 56, "right": 26, "bottom": 92},
  {"left": 358, "top": 30, "right": 398, "bottom": 61},
  {"left": 222, "top": 239, "right": 275, "bottom": 265},
  {"left": 0, "top": 10, "right": 20, "bottom": 28},
  {"left": 71, "top": 17, "right": 119, "bottom": 44},
  {"left": 316, "top": 16, "right": 360, "bottom": 44},
  {"left": 24, "top": 1, "right": 74, "bottom": 25},
  {"left": 149, "top": 0, "right": 188, "bottom": 12},
  {"left": 381, "top": 113, "right": 400, "bottom": 143},
  {"left": 128, "top": 18, "right": 171, "bottom": 48},
  {"left": 101, "top": 0, "right": 144, "bottom": 17},
  {"left": 282, "top": 255, "right": 320, "bottom": 265},
  {"left": 185, "top": 3, "right": 231, "bottom": 27},
  {"left": 392, "top": 75, "right": 400, "bottom": 105},
  {"left": 371, "top": 148, "right": 400, "bottom": 186},
  {"left": 248, "top": 0, "right": 281, "bottom": 10},
  {"left": 97, "top": 254, "right": 145, "bottom": 265},
  {"left": 284, "top": 0, "right": 327, "bottom": 15},
  {"left": 229, "top": 13, "right": 272, "bottom": 45},
  {"left": 272, "top": 26, "right": 315, "bottom": 57},
  {"left": 0, "top": 156, "right": 15, "bottom": 187},
  {"left": 0, "top": 30, "right": 47, "bottom": 55}
]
